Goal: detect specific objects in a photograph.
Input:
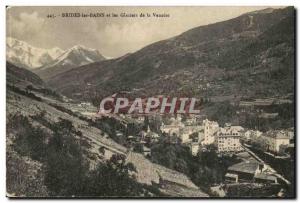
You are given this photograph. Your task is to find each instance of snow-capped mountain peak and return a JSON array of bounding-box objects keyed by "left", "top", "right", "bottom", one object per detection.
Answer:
[
  {"left": 6, "top": 37, "right": 64, "bottom": 69},
  {"left": 33, "top": 43, "right": 106, "bottom": 81},
  {"left": 48, "top": 47, "right": 64, "bottom": 59},
  {"left": 6, "top": 38, "right": 105, "bottom": 73},
  {"left": 45, "top": 44, "right": 105, "bottom": 68},
  {"left": 71, "top": 44, "right": 88, "bottom": 50}
]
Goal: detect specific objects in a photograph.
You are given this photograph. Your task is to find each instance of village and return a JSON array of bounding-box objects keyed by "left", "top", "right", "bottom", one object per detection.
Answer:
[
  {"left": 60, "top": 98, "right": 294, "bottom": 197},
  {"left": 115, "top": 112, "right": 294, "bottom": 197}
]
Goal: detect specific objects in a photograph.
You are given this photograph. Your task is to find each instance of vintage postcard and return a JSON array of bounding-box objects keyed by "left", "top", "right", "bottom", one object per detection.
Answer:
[{"left": 6, "top": 6, "right": 295, "bottom": 198}]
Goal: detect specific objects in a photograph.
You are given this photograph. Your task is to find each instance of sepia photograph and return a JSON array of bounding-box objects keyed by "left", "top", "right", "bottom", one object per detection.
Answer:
[{"left": 5, "top": 5, "right": 295, "bottom": 198}]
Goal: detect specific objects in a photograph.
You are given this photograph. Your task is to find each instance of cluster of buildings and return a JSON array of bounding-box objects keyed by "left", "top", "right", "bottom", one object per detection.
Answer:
[
  {"left": 124, "top": 112, "right": 293, "bottom": 158},
  {"left": 159, "top": 115, "right": 294, "bottom": 157},
  {"left": 125, "top": 114, "right": 293, "bottom": 189},
  {"left": 159, "top": 115, "right": 244, "bottom": 155}
]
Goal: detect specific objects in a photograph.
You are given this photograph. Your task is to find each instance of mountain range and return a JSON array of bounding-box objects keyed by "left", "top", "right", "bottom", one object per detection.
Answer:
[
  {"left": 45, "top": 7, "right": 295, "bottom": 104},
  {"left": 34, "top": 45, "right": 106, "bottom": 80},
  {"left": 7, "top": 37, "right": 106, "bottom": 80},
  {"left": 7, "top": 37, "right": 64, "bottom": 69}
]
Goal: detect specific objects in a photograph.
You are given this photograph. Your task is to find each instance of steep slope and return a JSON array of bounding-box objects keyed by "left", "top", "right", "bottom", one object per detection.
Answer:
[
  {"left": 34, "top": 45, "right": 106, "bottom": 81},
  {"left": 47, "top": 7, "right": 294, "bottom": 103},
  {"left": 6, "top": 37, "right": 64, "bottom": 69},
  {"left": 6, "top": 63, "right": 207, "bottom": 197},
  {"left": 7, "top": 62, "right": 44, "bottom": 87}
]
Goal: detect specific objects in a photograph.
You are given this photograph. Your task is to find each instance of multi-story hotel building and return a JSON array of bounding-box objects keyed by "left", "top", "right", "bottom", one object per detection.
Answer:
[{"left": 217, "top": 126, "right": 242, "bottom": 153}]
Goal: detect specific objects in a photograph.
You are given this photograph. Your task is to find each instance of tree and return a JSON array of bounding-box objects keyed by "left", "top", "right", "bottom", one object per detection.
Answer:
[
  {"left": 99, "top": 146, "right": 106, "bottom": 156},
  {"left": 85, "top": 154, "right": 143, "bottom": 196},
  {"left": 44, "top": 119, "right": 89, "bottom": 196},
  {"left": 10, "top": 114, "right": 47, "bottom": 162}
]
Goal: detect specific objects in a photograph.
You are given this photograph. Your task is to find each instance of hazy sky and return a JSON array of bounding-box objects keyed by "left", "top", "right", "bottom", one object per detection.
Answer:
[{"left": 7, "top": 6, "right": 281, "bottom": 58}]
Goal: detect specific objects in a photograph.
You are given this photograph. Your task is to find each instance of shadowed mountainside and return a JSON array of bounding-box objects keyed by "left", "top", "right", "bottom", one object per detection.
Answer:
[{"left": 47, "top": 7, "right": 294, "bottom": 104}]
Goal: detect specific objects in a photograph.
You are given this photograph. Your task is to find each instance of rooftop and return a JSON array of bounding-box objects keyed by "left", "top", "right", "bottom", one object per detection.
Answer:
[
  {"left": 225, "top": 173, "right": 239, "bottom": 179},
  {"left": 228, "top": 161, "right": 259, "bottom": 174},
  {"left": 218, "top": 127, "right": 240, "bottom": 137},
  {"left": 254, "top": 173, "right": 277, "bottom": 182},
  {"left": 263, "top": 130, "right": 290, "bottom": 139}
]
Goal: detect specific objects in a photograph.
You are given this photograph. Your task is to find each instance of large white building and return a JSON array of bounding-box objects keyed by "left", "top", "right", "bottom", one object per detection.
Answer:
[
  {"left": 202, "top": 119, "right": 219, "bottom": 145},
  {"left": 217, "top": 127, "right": 242, "bottom": 153},
  {"left": 160, "top": 123, "right": 181, "bottom": 136},
  {"left": 262, "top": 130, "right": 290, "bottom": 153},
  {"left": 244, "top": 130, "right": 262, "bottom": 140},
  {"left": 179, "top": 126, "right": 203, "bottom": 143},
  {"left": 160, "top": 117, "right": 184, "bottom": 136},
  {"left": 160, "top": 115, "right": 204, "bottom": 144}
]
